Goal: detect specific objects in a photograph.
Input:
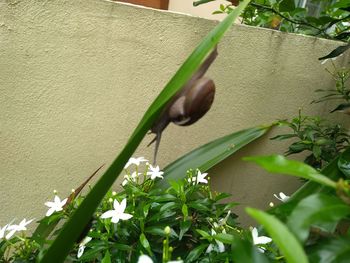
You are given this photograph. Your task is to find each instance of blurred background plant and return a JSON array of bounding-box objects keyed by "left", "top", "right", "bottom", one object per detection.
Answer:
[{"left": 194, "top": 0, "right": 350, "bottom": 41}]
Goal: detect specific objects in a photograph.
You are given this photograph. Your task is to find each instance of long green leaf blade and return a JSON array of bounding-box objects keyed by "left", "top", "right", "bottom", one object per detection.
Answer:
[
  {"left": 157, "top": 125, "right": 272, "bottom": 188},
  {"left": 246, "top": 207, "right": 309, "bottom": 263},
  {"left": 244, "top": 155, "right": 337, "bottom": 188},
  {"left": 40, "top": 1, "right": 251, "bottom": 262}
]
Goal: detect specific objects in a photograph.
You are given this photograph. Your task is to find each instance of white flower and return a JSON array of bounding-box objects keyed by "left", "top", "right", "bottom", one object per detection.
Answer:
[
  {"left": 138, "top": 255, "right": 153, "bottom": 263},
  {"left": 196, "top": 170, "right": 208, "bottom": 184},
  {"left": 100, "top": 198, "right": 133, "bottom": 224},
  {"left": 122, "top": 172, "right": 141, "bottom": 186},
  {"left": 206, "top": 229, "right": 225, "bottom": 254},
  {"left": 77, "top": 236, "right": 92, "bottom": 258},
  {"left": 6, "top": 218, "right": 34, "bottom": 239},
  {"left": 45, "top": 195, "right": 68, "bottom": 216},
  {"left": 124, "top": 157, "right": 148, "bottom": 169},
  {"left": 251, "top": 227, "right": 272, "bottom": 253},
  {"left": 273, "top": 192, "right": 290, "bottom": 202},
  {"left": 0, "top": 224, "right": 8, "bottom": 239},
  {"left": 147, "top": 165, "right": 164, "bottom": 180}
]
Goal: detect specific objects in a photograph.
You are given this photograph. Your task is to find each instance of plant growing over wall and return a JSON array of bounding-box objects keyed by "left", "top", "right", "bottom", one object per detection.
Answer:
[
  {"left": 194, "top": 0, "right": 350, "bottom": 41},
  {"left": 271, "top": 109, "right": 349, "bottom": 169}
]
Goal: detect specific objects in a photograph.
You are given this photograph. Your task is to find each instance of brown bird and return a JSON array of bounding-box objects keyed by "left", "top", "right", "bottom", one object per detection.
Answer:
[{"left": 148, "top": 47, "right": 218, "bottom": 164}]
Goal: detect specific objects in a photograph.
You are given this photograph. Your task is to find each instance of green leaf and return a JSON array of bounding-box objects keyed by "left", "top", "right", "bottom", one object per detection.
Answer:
[
  {"left": 312, "top": 145, "right": 321, "bottom": 159},
  {"left": 101, "top": 250, "right": 111, "bottom": 263},
  {"left": 157, "top": 124, "right": 272, "bottom": 188},
  {"left": 196, "top": 229, "right": 211, "bottom": 239},
  {"left": 186, "top": 244, "right": 208, "bottom": 262},
  {"left": 179, "top": 220, "right": 191, "bottom": 240},
  {"left": 287, "top": 193, "right": 350, "bottom": 243},
  {"left": 182, "top": 204, "right": 188, "bottom": 219},
  {"left": 213, "top": 233, "right": 234, "bottom": 244},
  {"left": 139, "top": 233, "right": 152, "bottom": 255},
  {"left": 244, "top": 155, "right": 337, "bottom": 188},
  {"left": 279, "top": 0, "right": 296, "bottom": 12},
  {"left": 291, "top": 152, "right": 346, "bottom": 201},
  {"left": 39, "top": 1, "right": 252, "bottom": 261},
  {"left": 246, "top": 207, "right": 308, "bottom": 263},
  {"left": 338, "top": 150, "right": 350, "bottom": 179},
  {"left": 230, "top": 237, "right": 270, "bottom": 263},
  {"left": 307, "top": 236, "right": 350, "bottom": 263}
]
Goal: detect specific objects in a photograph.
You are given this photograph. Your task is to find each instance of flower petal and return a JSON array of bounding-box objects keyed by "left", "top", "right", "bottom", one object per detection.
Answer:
[
  {"left": 119, "top": 199, "right": 127, "bottom": 213},
  {"left": 137, "top": 255, "right": 153, "bottom": 263},
  {"left": 119, "top": 213, "right": 133, "bottom": 221},
  {"left": 256, "top": 236, "right": 272, "bottom": 244},
  {"left": 77, "top": 245, "right": 85, "bottom": 258},
  {"left": 111, "top": 215, "right": 120, "bottom": 224},
  {"left": 100, "top": 210, "right": 116, "bottom": 219}
]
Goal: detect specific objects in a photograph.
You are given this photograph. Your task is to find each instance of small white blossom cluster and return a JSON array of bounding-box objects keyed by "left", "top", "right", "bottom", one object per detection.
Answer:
[
  {"left": 0, "top": 218, "right": 33, "bottom": 240},
  {"left": 122, "top": 157, "right": 164, "bottom": 186},
  {"left": 187, "top": 170, "right": 208, "bottom": 185}
]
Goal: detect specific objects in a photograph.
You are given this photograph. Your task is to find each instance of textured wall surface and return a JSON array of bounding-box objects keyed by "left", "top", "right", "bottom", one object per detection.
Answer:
[{"left": 0, "top": 0, "right": 348, "bottom": 226}]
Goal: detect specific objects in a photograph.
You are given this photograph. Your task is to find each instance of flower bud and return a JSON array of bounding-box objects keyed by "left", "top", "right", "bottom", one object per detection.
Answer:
[{"left": 164, "top": 226, "right": 171, "bottom": 235}]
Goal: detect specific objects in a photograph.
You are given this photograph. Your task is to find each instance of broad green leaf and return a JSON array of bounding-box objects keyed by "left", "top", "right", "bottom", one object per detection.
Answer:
[
  {"left": 39, "top": 1, "right": 252, "bottom": 262},
  {"left": 179, "top": 220, "right": 191, "bottom": 240},
  {"left": 196, "top": 229, "right": 211, "bottom": 239},
  {"left": 269, "top": 154, "right": 347, "bottom": 219},
  {"left": 101, "top": 250, "right": 111, "bottom": 263},
  {"left": 213, "top": 233, "right": 234, "bottom": 244},
  {"left": 291, "top": 150, "right": 346, "bottom": 201},
  {"left": 338, "top": 150, "right": 350, "bottom": 179},
  {"left": 244, "top": 155, "right": 337, "bottom": 188},
  {"left": 139, "top": 233, "right": 152, "bottom": 255},
  {"left": 279, "top": 0, "right": 296, "bottom": 12},
  {"left": 246, "top": 207, "right": 308, "bottom": 263},
  {"left": 230, "top": 237, "right": 270, "bottom": 263},
  {"left": 186, "top": 244, "right": 207, "bottom": 262},
  {"left": 157, "top": 125, "right": 272, "bottom": 188},
  {"left": 287, "top": 193, "right": 350, "bottom": 243},
  {"left": 307, "top": 236, "right": 350, "bottom": 263}
]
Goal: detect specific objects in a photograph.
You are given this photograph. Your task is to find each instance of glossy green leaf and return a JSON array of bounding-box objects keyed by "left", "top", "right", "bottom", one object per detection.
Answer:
[
  {"left": 269, "top": 154, "right": 346, "bottom": 219},
  {"left": 186, "top": 244, "right": 207, "bottom": 262},
  {"left": 244, "top": 155, "right": 337, "bottom": 188},
  {"left": 140, "top": 233, "right": 152, "bottom": 255},
  {"left": 307, "top": 236, "right": 350, "bottom": 263},
  {"left": 39, "top": 1, "right": 251, "bottom": 262},
  {"left": 157, "top": 124, "right": 273, "bottom": 188},
  {"left": 213, "top": 233, "right": 234, "bottom": 244},
  {"left": 287, "top": 193, "right": 350, "bottom": 243},
  {"left": 279, "top": 0, "right": 296, "bottom": 12},
  {"left": 179, "top": 220, "right": 191, "bottom": 240},
  {"left": 230, "top": 237, "right": 270, "bottom": 263},
  {"left": 338, "top": 149, "right": 350, "bottom": 179},
  {"left": 101, "top": 250, "right": 111, "bottom": 263},
  {"left": 246, "top": 207, "right": 308, "bottom": 263}
]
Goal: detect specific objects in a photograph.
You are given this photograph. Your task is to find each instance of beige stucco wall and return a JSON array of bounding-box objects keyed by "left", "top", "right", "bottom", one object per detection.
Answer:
[{"left": 1, "top": 0, "right": 348, "bottom": 227}]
